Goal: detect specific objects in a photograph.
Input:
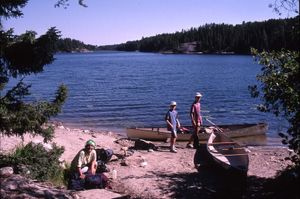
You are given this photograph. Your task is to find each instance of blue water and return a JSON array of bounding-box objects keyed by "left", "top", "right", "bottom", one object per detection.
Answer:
[{"left": 18, "top": 51, "right": 286, "bottom": 140}]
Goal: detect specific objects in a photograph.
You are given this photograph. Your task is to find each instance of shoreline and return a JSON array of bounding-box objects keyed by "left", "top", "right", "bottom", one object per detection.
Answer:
[
  {"left": 50, "top": 120, "right": 284, "bottom": 147},
  {"left": 0, "top": 123, "right": 293, "bottom": 198}
]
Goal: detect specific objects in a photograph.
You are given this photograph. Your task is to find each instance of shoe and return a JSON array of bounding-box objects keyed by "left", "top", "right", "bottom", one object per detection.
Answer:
[
  {"left": 170, "top": 148, "right": 177, "bottom": 153},
  {"left": 170, "top": 147, "right": 177, "bottom": 153},
  {"left": 186, "top": 144, "right": 194, "bottom": 148}
]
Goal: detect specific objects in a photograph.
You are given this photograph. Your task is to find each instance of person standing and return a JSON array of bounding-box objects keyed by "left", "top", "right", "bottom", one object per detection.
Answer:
[
  {"left": 165, "top": 101, "right": 181, "bottom": 153},
  {"left": 187, "top": 92, "right": 203, "bottom": 148}
]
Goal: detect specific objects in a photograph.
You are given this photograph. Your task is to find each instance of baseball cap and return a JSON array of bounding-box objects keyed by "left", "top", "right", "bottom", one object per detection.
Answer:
[
  {"left": 195, "top": 92, "right": 202, "bottom": 97},
  {"left": 170, "top": 101, "right": 177, "bottom": 106}
]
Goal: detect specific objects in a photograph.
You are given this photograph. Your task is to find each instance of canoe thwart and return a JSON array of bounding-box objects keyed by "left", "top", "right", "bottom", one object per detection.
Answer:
[
  {"left": 207, "top": 141, "right": 236, "bottom": 145},
  {"left": 220, "top": 147, "right": 244, "bottom": 151},
  {"left": 221, "top": 153, "right": 248, "bottom": 156}
]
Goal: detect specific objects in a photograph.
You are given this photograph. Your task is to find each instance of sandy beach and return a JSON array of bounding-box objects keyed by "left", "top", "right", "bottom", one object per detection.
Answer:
[{"left": 0, "top": 124, "right": 293, "bottom": 198}]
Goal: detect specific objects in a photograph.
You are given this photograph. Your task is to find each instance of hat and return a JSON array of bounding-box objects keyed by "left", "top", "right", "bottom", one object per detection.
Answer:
[
  {"left": 195, "top": 92, "right": 202, "bottom": 97},
  {"left": 85, "top": 139, "right": 96, "bottom": 147},
  {"left": 170, "top": 101, "right": 177, "bottom": 106}
]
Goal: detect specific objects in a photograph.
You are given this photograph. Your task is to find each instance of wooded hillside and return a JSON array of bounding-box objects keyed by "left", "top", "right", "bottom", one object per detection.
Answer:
[{"left": 106, "top": 16, "right": 299, "bottom": 54}]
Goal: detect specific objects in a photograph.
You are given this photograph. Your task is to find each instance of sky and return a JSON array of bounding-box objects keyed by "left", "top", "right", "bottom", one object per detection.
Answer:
[{"left": 3, "top": 0, "right": 298, "bottom": 46}]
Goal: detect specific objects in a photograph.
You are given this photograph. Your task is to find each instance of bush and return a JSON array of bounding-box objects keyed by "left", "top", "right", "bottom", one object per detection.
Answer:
[{"left": 0, "top": 141, "right": 66, "bottom": 185}]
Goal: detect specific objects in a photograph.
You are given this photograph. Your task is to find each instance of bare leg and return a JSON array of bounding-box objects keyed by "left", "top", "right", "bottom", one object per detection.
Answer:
[
  {"left": 170, "top": 137, "right": 175, "bottom": 149},
  {"left": 170, "top": 137, "right": 177, "bottom": 152},
  {"left": 193, "top": 126, "right": 200, "bottom": 148}
]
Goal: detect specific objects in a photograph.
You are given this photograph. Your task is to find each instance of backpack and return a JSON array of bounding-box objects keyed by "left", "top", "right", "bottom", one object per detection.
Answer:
[
  {"left": 95, "top": 148, "right": 113, "bottom": 163},
  {"left": 84, "top": 173, "right": 109, "bottom": 189},
  {"left": 69, "top": 178, "right": 85, "bottom": 191}
]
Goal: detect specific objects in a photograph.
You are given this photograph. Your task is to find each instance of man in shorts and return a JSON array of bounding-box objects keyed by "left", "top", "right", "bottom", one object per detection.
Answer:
[{"left": 187, "top": 92, "right": 203, "bottom": 149}]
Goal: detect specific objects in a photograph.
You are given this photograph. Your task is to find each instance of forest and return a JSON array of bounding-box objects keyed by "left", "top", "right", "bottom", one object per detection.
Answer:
[
  {"left": 56, "top": 38, "right": 97, "bottom": 52},
  {"left": 97, "top": 16, "right": 299, "bottom": 54},
  {"left": 57, "top": 16, "right": 298, "bottom": 54}
]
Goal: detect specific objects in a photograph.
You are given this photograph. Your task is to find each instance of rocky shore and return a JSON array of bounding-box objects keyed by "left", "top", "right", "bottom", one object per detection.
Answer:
[{"left": 0, "top": 124, "right": 293, "bottom": 198}]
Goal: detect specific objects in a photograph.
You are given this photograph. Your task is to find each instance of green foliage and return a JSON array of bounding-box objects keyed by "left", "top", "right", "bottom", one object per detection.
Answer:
[
  {"left": 56, "top": 38, "right": 97, "bottom": 52},
  {"left": 0, "top": 1, "right": 68, "bottom": 142},
  {"left": 0, "top": 0, "right": 28, "bottom": 20},
  {"left": 55, "top": 0, "right": 87, "bottom": 8},
  {"left": 113, "top": 17, "right": 299, "bottom": 54},
  {"left": 0, "top": 142, "right": 65, "bottom": 182},
  {"left": 249, "top": 48, "right": 300, "bottom": 166}
]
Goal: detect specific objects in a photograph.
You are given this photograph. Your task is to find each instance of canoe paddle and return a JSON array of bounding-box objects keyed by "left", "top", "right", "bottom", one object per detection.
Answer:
[{"left": 205, "top": 118, "right": 224, "bottom": 132}]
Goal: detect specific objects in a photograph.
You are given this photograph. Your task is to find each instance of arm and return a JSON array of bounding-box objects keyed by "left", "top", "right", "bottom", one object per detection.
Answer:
[
  {"left": 90, "top": 160, "right": 97, "bottom": 174},
  {"left": 176, "top": 112, "right": 180, "bottom": 128},
  {"left": 90, "top": 150, "right": 97, "bottom": 174},
  {"left": 165, "top": 112, "right": 174, "bottom": 129},
  {"left": 190, "top": 105, "right": 196, "bottom": 126},
  {"left": 166, "top": 119, "right": 173, "bottom": 129},
  {"left": 78, "top": 167, "right": 85, "bottom": 179},
  {"left": 176, "top": 119, "right": 181, "bottom": 128},
  {"left": 76, "top": 151, "right": 85, "bottom": 179}
]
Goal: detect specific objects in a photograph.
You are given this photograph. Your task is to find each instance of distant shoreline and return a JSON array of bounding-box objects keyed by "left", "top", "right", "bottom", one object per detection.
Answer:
[{"left": 57, "top": 49, "right": 247, "bottom": 55}]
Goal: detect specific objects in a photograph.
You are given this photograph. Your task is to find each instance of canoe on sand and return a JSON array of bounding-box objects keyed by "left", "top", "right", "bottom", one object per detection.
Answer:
[
  {"left": 126, "top": 123, "right": 268, "bottom": 141},
  {"left": 207, "top": 132, "right": 249, "bottom": 173}
]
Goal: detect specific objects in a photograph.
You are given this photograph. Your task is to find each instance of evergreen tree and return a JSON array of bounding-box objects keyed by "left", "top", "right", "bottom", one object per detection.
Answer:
[{"left": 0, "top": 0, "right": 68, "bottom": 141}]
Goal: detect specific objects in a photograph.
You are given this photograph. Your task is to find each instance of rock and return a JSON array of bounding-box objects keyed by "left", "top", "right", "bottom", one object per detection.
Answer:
[
  {"left": 121, "top": 147, "right": 128, "bottom": 151},
  {"left": 120, "top": 159, "right": 129, "bottom": 166},
  {"left": 0, "top": 174, "right": 73, "bottom": 198},
  {"left": 32, "top": 140, "right": 53, "bottom": 151},
  {"left": 75, "top": 189, "right": 123, "bottom": 198},
  {"left": 57, "top": 125, "right": 65, "bottom": 129},
  {"left": 134, "top": 139, "right": 157, "bottom": 150},
  {"left": 140, "top": 161, "right": 147, "bottom": 167},
  {"left": 0, "top": 167, "right": 14, "bottom": 177},
  {"left": 110, "top": 154, "right": 119, "bottom": 161}
]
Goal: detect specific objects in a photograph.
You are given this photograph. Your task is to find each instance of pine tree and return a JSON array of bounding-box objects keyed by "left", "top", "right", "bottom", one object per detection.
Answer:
[{"left": 0, "top": 0, "right": 68, "bottom": 142}]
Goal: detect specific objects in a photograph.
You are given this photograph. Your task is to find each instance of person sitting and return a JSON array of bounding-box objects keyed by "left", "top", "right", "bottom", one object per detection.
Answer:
[{"left": 70, "top": 139, "right": 97, "bottom": 179}]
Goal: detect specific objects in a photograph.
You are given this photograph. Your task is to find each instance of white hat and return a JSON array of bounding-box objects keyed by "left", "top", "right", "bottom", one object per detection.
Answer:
[
  {"left": 170, "top": 101, "right": 177, "bottom": 106},
  {"left": 195, "top": 92, "right": 202, "bottom": 97}
]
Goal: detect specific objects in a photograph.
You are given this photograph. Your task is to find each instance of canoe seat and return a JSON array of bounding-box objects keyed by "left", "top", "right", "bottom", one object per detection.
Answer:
[
  {"left": 221, "top": 153, "right": 248, "bottom": 156},
  {"left": 207, "top": 142, "right": 236, "bottom": 145},
  {"left": 151, "top": 127, "right": 160, "bottom": 132},
  {"left": 221, "top": 147, "right": 244, "bottom": 151}
]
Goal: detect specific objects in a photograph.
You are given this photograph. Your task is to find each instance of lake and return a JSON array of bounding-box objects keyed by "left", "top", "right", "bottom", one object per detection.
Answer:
[{"left": 22, "top": 51, "right": 286, "bottom": 144}]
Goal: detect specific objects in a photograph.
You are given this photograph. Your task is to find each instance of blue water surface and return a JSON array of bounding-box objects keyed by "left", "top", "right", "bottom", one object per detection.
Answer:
[{"left": 18, "top": 51, "right": 287, "bottom": 141}]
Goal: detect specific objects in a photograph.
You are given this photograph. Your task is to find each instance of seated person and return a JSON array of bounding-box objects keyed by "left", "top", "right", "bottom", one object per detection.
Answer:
[{"left": 70, "top": 139, "right": 97, "bottom": 179}]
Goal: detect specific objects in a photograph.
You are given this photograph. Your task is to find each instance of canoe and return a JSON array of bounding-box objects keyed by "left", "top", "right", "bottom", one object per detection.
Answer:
[
  {"left": 126, "top": 123, "right": 268, "bottom": 141},
  {"left": 207, "top": 132, "right": 249, "bottom": 173}
]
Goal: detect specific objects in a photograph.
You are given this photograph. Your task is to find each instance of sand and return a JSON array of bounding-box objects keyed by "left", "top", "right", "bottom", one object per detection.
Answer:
[{"left": 0, "top": 124, "right": 293, "bottom": 198}]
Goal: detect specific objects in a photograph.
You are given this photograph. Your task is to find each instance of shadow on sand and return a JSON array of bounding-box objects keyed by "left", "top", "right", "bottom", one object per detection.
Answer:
[{"left": 150, "top": 145, "right": 299, "bottom": 199}]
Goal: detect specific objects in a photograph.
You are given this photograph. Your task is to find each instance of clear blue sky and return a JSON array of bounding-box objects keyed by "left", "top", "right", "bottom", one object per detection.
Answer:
[{"left": 3, "top": 0, "right": 298, "bottom": 45}]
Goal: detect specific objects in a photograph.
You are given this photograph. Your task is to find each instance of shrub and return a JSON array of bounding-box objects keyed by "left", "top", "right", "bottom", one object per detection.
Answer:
[{"left": 0, "top": 141, "right": 66, "bottom": 184}]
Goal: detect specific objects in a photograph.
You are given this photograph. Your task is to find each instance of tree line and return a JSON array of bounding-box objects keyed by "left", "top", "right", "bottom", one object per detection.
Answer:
[
  {"left": 106, "top": 16, "right": 298, "bottom": 54},
  {"left": 57, "top": 38, "right": 97, "bottom": 52}
]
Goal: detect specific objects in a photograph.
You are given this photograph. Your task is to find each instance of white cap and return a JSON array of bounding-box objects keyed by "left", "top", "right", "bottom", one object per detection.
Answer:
[
  {"left": 170, "top": 101, "right": 177, "bottom": 106},
  {"left": 195, "top": 92, "right": 202, "bottom": 97}
]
